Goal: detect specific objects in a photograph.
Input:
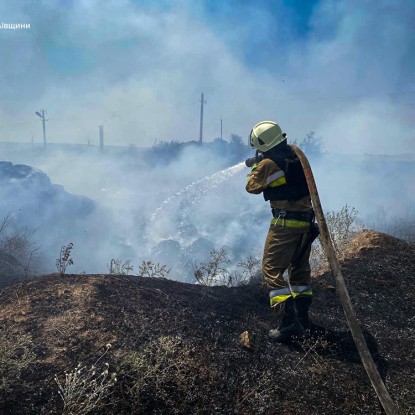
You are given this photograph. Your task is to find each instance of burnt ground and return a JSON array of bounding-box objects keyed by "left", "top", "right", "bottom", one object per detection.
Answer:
[{"left": 0, "top": 230, "right": 414, "bottom": 415}]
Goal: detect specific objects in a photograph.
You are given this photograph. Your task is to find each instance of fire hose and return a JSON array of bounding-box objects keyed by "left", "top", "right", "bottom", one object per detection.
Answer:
[{"left": 291, "top": 145, "right": 397, "bottom": 415}]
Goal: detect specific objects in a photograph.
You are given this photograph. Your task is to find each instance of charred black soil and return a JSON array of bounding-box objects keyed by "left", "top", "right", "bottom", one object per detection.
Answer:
[{"left": 0, "top": 230, "right": 414, "bottom": 414}]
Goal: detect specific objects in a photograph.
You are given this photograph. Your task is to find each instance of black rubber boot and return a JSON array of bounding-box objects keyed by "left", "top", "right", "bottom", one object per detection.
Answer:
[
  {"left": 294, "top": 295, "right": 325, "bottom": 336},
  {"left": 269, "top": 297, "right": 304, "bottom": 342}
]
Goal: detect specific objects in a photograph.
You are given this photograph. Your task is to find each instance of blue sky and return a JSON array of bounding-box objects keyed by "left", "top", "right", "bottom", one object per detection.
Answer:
[{"left": 0, "top": 0, "right": 414, "bottom": 154}]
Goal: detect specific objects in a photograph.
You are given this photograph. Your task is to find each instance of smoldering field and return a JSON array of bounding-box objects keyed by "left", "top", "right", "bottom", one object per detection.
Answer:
[{"left": 0, "top": 141, "right": 414, "bottom": 281}]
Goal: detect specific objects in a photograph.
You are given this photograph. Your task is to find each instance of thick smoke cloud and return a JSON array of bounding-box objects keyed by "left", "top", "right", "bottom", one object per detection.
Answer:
[
  {"left": 0, "top": 1, "right": 414, "bottom": 278},
  {"left": 2, "top": 141, "right": 413, "bottom": 280},
  {"left": 0, "top": 145, "right": 260, "bottom": 277}
]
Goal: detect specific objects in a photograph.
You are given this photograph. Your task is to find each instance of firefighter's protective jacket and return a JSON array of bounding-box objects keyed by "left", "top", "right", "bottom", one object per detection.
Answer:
[{"left": 246, "top": 149, "right": 313, "bottom": 233}]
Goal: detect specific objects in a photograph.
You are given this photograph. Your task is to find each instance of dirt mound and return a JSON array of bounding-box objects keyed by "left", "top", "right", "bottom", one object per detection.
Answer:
[{"left": 0, "top": 230, "right": 414, "bottom": 414}]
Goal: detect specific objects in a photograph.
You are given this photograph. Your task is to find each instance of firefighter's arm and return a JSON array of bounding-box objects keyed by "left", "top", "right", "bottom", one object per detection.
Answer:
[{"left": 246, "top": 159, "right": 279, "bottom": 194}]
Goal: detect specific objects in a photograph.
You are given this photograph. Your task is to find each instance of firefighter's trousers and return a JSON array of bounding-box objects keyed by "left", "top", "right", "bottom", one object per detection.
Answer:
[{"left": 262, "top": 224, "right": 312, "bottom": 317}]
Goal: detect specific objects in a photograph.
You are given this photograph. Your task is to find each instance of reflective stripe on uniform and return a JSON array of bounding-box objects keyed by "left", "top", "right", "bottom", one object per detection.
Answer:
[
  {"left": 270, "top": 294, "right": 291, "bottom": 307},
  {"left": 271, "top": 217, "right": 311, "bottom": 228},
  {"left": 269, "top": 287, "right": 292, "bottom": 307},
  {"left": 292, "top": 290, "right": 312, "bottom": 297},
  {"left": 290, "top": 285, "right": 313, "bottom": 297},
  {"left": 266, "top": 170, "right": 286, "bottom": 188},
  {"left": 269, "top": 286, "right": 312, "bottom": 307},
  {"left": 266, "top": 170, "right": 285, "bottom": 184},
  {"left": 269, "top": 288, "right": 291, "bottom": 297},
  {"left": 269, "top": 176, "right": 287, "bottom": 187}
]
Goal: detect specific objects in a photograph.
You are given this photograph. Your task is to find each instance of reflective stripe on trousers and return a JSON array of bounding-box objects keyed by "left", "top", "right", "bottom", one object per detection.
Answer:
[
  {"left": 270, "top": 217, "right": 311, "bottom": 228},
  {"left": 269, "top": 285, "right": 313, "bottom": 307}
]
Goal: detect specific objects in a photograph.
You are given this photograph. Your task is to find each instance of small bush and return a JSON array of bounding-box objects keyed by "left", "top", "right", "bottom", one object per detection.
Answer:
[
  {"left": 117, "top": 336, "right": 194, "bottom": 410},
  {"left": 138, "top": 261, "right": 170, "bottom": 278},
  {"left": 0, "top": 213, "right": 43, "bottom": 278},
  {"left": 193, "top": 250, "right": 262, "bottom": 287},
  {"left": 56, "top": 243, "right": 74, "bottom": 275},
  {"left": 108, "top": 259, "right": 134, "bottom": 275},
  {"left": 311, "top": 205, "right": 359, "bottom": 271},
  {"left": 193, "top": 248, "right": 231, "bottom": 286},
  {"left": 54, "top": 347, "right": 117, "bottom": 415},
  {"left": 237, "top": 255, "right": 261, "bottom": 285},
  {"left": 326, "top": 204, "right": 359, "bottom": 254}
]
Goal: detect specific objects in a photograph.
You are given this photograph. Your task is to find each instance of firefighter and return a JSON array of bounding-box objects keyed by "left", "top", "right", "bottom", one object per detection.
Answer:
[{"left": 246, "top": 121, "right": 317, "bottom": 342}]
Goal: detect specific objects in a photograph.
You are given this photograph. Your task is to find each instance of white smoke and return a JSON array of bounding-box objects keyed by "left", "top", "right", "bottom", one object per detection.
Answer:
[{"left": 0, "top": 1, "right": 414, "bottom": 278}]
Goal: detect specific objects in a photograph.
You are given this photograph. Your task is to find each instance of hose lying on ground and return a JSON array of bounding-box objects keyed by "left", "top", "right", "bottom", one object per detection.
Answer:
[{"left": 292, "top": 145, "right": 398, "bottom": 415}]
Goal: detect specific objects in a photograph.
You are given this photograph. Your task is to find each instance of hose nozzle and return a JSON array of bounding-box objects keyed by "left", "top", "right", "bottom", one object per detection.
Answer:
[{"left": 245, "top": 150, "right": 264, "bottom": 167}]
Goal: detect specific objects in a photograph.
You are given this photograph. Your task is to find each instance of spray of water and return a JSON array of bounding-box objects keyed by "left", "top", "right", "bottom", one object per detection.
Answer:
[
  {"left": 147, "top": 162, "right": 245, "bottom": 245},
  {"left": 150, "top": 162, "right": 245, "bottom": 221}
]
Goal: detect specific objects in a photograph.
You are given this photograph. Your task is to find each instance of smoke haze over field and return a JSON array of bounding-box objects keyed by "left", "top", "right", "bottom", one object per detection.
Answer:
[
  {"left": 0, "top": 0, "right": 414, "bottom": 154},
  {"left": 0, "top": 143, "right": 413, "bottom": 278},
  {"left": 0, "top": 1, "right": 414, "bottom": 278}
]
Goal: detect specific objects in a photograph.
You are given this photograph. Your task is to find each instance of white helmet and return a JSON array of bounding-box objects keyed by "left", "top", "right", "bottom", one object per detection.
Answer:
[{"left": 250, "top": 121, "right": 286, "bottom": 152}]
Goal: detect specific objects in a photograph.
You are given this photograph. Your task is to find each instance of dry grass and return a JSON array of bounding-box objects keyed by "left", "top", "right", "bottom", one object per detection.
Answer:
[
  {"left": 0, "top": 233, "right": 413, "bottom": 414},
  {"left": 119, "top": 336, "right": 189, "bottom": 394},
  {"left": 0, "top": 326, "right": 35, "bottom": 395},
  {"left": 311, "top": 205, "right": 361, "bottom": 274},
  {"left": 55, "top": 346, "right": 117, "bottom": 415}
]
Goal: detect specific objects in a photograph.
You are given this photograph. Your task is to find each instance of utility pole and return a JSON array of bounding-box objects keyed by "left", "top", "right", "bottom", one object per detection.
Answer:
[
  {"left": 35, "top": 110, "right": 47, "bottom": 148},
  {"left": 220, "top": 116, "right": 223, "bottom": 140},
  {"left": 199, "top": 92, "right": 207, "bottom": 143},
  {"left": 99, "top": 125, "right": 104, "bottom": 151}
]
